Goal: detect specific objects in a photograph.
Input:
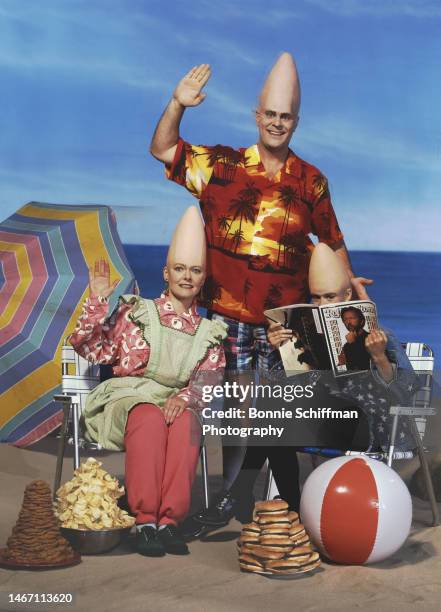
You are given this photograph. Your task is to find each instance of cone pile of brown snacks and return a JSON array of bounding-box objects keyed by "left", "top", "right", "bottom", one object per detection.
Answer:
[{"left": 2, "top": 480, "right": 77, "bottom": 565}]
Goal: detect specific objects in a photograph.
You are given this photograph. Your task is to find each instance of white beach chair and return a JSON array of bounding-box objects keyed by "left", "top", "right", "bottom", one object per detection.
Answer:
[
  {"left": 387, "top": 343, "right": 438, "bottom": 525},
  {"left": 53, "top": 342, "right": 101, "bottom": 494},
  {"left": 264, "top": 342, "right": 439, "bottom": 526},
  {"left": 53, "top": 341, "right": 210, "bottom": 510}
]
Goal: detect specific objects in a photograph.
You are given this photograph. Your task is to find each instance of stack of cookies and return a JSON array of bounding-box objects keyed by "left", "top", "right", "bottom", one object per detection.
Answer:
[
  {"left": 238, "top": 500, "right": 321, "bottom": 576},
  {"left": 1, "top": 480, "right": 78, "bottom": 565}
]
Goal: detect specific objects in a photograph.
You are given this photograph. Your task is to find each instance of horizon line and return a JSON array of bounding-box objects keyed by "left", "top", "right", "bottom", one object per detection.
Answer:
[{"left": 122, "top": 244, "right": 441, "bottom": 255}]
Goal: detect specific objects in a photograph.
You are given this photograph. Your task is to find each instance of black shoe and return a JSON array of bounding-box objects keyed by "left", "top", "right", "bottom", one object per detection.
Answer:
[
  {"left": 193, "top": 492, "right": 237, "bottom": 527},
  {"left": 157, "top": 525, "right": 189, "bottom": 555},
  {"left": 135, "top": 526, "right": 165, "bottom": 557},
  {"left": 179, "top": 515, "right": 215, "bottom": 541}
]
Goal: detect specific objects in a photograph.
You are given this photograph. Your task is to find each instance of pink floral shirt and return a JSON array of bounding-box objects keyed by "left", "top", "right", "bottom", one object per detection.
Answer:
[{"left": 69, "top": 293, "right": 226, "bottom": 409}]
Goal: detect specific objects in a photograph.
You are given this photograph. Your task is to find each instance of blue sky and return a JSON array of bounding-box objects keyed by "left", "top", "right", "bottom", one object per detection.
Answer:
[{"left": 0, "top": 0, "right": 440, "bottom": 250}]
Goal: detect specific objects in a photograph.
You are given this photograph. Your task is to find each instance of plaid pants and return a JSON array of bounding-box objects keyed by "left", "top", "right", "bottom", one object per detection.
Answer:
[
  {"left": 207, "top": 312, "right": 279, "bottom": 489},
  {"left": 208, "top": 312, "right": 278, "bottom": 373}
]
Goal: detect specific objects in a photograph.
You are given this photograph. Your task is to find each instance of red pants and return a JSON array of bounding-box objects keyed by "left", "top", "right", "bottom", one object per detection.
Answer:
[{"left": 124, "top": 403, "right": 201, "bottom": 526}]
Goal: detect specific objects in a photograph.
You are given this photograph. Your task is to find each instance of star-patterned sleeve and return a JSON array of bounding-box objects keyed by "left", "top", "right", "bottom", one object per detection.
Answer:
[
  {"left": 165, "top": 137, "right": 215, "bottom": 199},
  {"left": 176, "top": 345, "right": 226, "bottom": 411},
  {"left": 370, "top": 330, "right": 421, "bottom": 403},
  {"left": 69, "top": 295, "right": 129, "bottom": 365}
]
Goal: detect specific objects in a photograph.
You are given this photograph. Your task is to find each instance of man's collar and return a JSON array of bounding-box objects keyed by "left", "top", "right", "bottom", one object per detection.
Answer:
[{"left": 244, "top": 144, "right": 302, "bottom": 178}]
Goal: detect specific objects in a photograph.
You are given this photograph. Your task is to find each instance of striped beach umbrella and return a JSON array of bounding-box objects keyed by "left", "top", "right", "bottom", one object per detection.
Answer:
[{"left": 0, "top": 202, "right": 136, "bottom": 446}]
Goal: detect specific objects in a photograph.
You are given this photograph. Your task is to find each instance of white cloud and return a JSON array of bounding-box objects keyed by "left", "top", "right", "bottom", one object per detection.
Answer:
[
  {"left": 227, "top": 120, "right": 256, "bottom": 136},
  {"left": 0, "top": 50, "right": 166, "bottom": 92},
  {"left": 0, "top": 2, "right": 173, "bottom": 93},
  {"left": 304, "top": 0, "right": 441, "bottom": 18},
  {"left": 175, "top": 0, "right": 441, "bottom": 22},
  {"left": 208, "top": 89, "right": 253, "bottom": 119},
  {"left": 227, "top": 113, "right": 440, "bottom": 173},
  {"left": 1, "top": 0, "right": 438, "bottom": 251},
  {"left": 191, "top": 0, "right": 303, "bottom": 25},
  {"left": 0, "top": 0, "right": 266, "bottom": 95},
  {"left": 1, "top": 162, "right": 439, "bottom": 249},
  {"left": 0, "top": 166, "right": 177, "bottom": 208},
  {"left": 340, "top": 199, "right": 440, "bottom": 251},
  {"left": 295, "top": 115, "right": 440, "bottom": 172}
]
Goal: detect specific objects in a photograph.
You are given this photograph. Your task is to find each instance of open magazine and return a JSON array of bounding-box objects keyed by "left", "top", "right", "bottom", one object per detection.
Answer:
[{"left": 264, "top": 300, "right": 378, "bottom": 378}]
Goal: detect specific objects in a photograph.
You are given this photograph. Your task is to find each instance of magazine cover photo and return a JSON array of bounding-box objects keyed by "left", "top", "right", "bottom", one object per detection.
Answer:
[{"left": 265, "top": 299, "right": 379, "bottom": 376}]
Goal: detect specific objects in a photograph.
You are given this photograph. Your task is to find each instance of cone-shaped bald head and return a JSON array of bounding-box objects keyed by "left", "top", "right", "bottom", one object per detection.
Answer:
[
  {"left": 167, "top": 206, "right": 206, "bottom": 269},
  {"left": 309, "top": 243, "right": 352, "bottom": 303},
  {"left": 259, "top": 52, "right": 301, "bottom": 116}
]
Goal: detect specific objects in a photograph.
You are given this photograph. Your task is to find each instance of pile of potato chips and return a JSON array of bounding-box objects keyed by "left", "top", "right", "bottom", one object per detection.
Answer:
[{"left": 55, "top": 457, "right": 135, "bottom": 530}]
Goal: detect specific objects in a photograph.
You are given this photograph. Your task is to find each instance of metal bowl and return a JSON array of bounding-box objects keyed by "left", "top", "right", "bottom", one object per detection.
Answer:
[{"left": 60, "top": 526, "right": 133, "bottom": 555}]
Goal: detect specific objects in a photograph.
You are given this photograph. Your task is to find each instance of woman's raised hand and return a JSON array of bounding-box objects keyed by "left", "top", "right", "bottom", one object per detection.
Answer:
[{"left": 89, "top": 259, "right": 119, "bottom": 298}]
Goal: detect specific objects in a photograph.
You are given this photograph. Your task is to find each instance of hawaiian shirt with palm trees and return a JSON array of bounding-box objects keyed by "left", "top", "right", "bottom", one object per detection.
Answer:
[{"left": 166, "top": 139, "right": 344, "bottom": 324}]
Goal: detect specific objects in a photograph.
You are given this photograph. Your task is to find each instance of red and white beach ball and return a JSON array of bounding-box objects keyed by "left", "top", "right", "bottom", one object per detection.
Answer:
[{"left": 300, "top": 456, "right": 412, "bottom": 564}]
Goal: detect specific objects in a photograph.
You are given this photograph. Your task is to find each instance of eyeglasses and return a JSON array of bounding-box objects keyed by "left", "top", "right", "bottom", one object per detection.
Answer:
[{"left": 256, "top": 109, "right": 296, "bottom": 126}]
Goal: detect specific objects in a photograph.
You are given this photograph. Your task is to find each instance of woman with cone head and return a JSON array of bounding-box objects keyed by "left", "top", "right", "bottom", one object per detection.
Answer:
[{"left": 70, "top": 206, "right": 227, "bottom": 557}]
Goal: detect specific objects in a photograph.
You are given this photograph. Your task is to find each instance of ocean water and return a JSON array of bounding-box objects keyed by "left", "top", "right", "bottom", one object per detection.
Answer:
[{"left": 124, "top": 246, "right": 441, "bottom": 358}]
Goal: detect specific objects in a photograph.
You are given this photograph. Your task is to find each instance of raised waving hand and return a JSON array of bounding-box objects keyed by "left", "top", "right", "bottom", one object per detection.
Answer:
[
  {"left": 89, "top": 259, "right": 119, "bottom": 299},
  {"left": 173, "top": 64, "right": 211, "bottom": 107}
]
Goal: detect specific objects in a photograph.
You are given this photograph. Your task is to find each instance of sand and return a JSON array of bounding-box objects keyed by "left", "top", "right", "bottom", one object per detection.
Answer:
[{"left": 1, "top": 438, "right": 441, "bottom": 612}]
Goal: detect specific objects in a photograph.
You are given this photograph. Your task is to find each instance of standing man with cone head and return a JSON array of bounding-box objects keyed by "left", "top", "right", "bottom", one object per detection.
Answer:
[{"left": 150, "top": 53, "right": 372, "bottom": 533}]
